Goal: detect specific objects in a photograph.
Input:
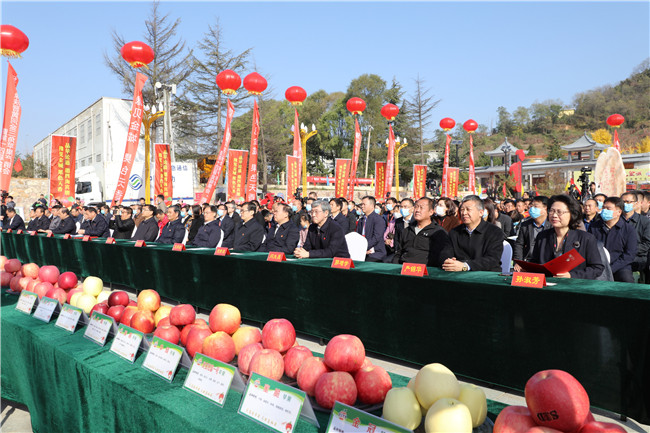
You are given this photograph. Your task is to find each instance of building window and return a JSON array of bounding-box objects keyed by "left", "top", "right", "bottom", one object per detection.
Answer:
[
  {"left": 96, "top": 153, "right": 102, "bottom": 162},
  {"left": 80, "top": 159, "right": 86, "bottom": 167},
  {"left": 87, "top": 157, "right": 92, "bottom": 166},
  {"left": 86, "top": 119, "right": 92, "bottom": 143},
  {"left": 79, "top": 124, "right": 85, "bottom": 145}
]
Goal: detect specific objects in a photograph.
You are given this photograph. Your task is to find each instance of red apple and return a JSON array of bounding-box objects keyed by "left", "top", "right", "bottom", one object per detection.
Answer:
[
  {"left": 66, "top": 287, "right": 83, "bottom": 303},
  {"left": 130, "top": 310, "right": 155, "bottom": 334},
  {"left": 120, "top": 306, "right": 139, "bottom": 326},
  {"left": 180, "top": 324, "right": 195, "bottom": 347},
  {"left": 208, "top": 303, "right": 241, "bottom": 334},
  {"left": 578, "top": 421, "right": 626, "bottom": 433},
  {"left": 324, "top": 334, "right": 365, "bottom": 372},
  {"left": 45, "top": 287, "right": 67, "bottom": 305},
  {"left": 360, "top": 357, "right": 373, "bottom": 369},
  {"left": 284, "top": 346, "right": 314, "bottom": 379},
  {"left": 194, "top": 318, "right": 208, "bottom": 326},
  {"left": 185, "top": 326, "right": 212, "bottom": 358},
  {"left": 525, "top": 370, "right": 590, "bottom": 433},
  {"left": 494, "top": 406, "right": 537, "bottom": 433},
  {"left": 526, "top": 428, "right": 564, "bottom": 433},
  {"left": 238, "top": 343, "right": 264, "bottom": 376},
  {"left": 262, "top": 318, "right": 296, "bottom": 352},
  {"left": 22, "top": 263, "right": 40, "bottom": 279},
  {"left": 18, "top": 276, "right": 32, "bottom": 292},
  {"left": 26, "top": 278, "right": 42, "bottom": 292},
  {"left": 157, "top": 316, "right": 171, "bottom": 328},
  {"left": 90, "top": 302, "right": 110, "bottom": 316},
  {"left": 33, "top": 282, "right": 53, "bottom": 299},
  {"left": 354, "top": 364, "right": 392, "bottom": 405},
  {"left": 58, "top": 271, "right": 78, "bottom": 290},
  {"left": 169, "top": 304, "right": 196, "bottom": 327},
  {"left": 9, "top": 276, "right": 21, "bottom": 291},
  {"left": 106, "top": 305, "right": 126, "bottom": 322},
  {"left": 154, "top": 324, "right": 181, "bottom": 345},
  {"left": 136, "top": 289, "right": 160, "bottom": 312},
  {"left": 107, "top": 290, "right": 130, "bottom": 307},
  {"left": 128, "top": 300, "right": 137, "bottom": 306},
  {"left": 248, "top": 348, "right": 284, "bottom": 381},
  {"left": 1, "top": 271, "right": 13, "bottom": 287},
  {"left": 297, "top": 357, "right": 330, "bottom": 396},
  {"left": 38, "top": 265, "right": 60, "bottom": 284},
  {"left": 4, "top": 259, "right": 21, "bottom": 274},
  {"left": 201, "top": 331, "right": 236, "bottom": 363},
  {"left": 0, "top": 256, "right": 5, "bottom": 271},
  {"left": 314, "top": 371, "right": 357, "bottom": 409},
  {"left": 232, "top": 326, "right": 262, "bottom": 355}
]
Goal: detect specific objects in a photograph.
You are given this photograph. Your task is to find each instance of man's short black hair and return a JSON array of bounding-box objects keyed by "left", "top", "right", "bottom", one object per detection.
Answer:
[
  {"left": 86, "top": 206, "right": 98, "bottom": 214},
  {"left": 594, "top": 193, "right": 607, "bottom": 200},
  {"left": 155, "top": 208, "right": 165, "bottom": 216},
  {"left": 361, "top": 196, "right": 376, "bottom": 206},
  {"left": 531, "top": 196, "right": 549, "bottom": 208},
  {"left": 604, "top": 196, "right": 624, "bottom": 212}
]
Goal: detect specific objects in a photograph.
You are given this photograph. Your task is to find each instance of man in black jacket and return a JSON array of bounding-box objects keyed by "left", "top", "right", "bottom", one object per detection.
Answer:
[
  {"left": 3, "top": 207, "right": 25, "bottom": 230},
  {"left": 260, "top": 203, "right": 299, "bottom": 254},
  {"left": 77, "top": 207, "right": 110, "bottom": 237},
  {"left": 233, "top": 202, "right": 265, "bottom": 251},
  {"left": 158, "top": 205, "right": 186, "bottom": 244},
  {"left": 443, "top": 195, "right": 504, "bottom": 272},
  {"left": 340, "top": 198, "right": 357, "bottom": 233},
  {"left": 513, "top": 195, "right": 551, "bottom": 266},
  {"left": 110, "top": 207, "right": 136, "bottom": 239},
  {"left": 329, "top": 198, "right": 350, "bottom": 234},
  {"left": 216, "top": 204, "right": 235, "bottom": 248},
  {"left": 132, "top": 205, "right": 158, "bottom": 242},
  {"left": 393, "top": 198, "right": 453, "bottom": 267},
  {"left": 295, "top": 200, "right": 349, "bottom": 259},
  {"left": 27, "top": 206, "right": 50, "bottom": 231},
  {"left": 190, "top": 205, "right": 222, "bottom": 248},
  {"left": 226, "top": 201, "right": 242, "bottom": 227},
  {"left": 47, "top": 208, "right": 76, "bottom": 235}
]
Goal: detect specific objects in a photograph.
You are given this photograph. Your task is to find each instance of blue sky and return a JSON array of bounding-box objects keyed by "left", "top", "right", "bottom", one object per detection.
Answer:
[{"left": 2, "top": 1, "right": 648, "bottom": 155}]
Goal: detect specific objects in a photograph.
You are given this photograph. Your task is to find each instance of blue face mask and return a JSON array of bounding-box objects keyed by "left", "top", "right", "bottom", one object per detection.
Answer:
[
  {"left": 291, "top": 205, "right": 298, "bottom": 212},
  {"left": 386, "top": 204, "right": 394, "bottom": 211},
  {"left": 305, "top": 204, "right": 312, "bottom": 212},
  {"left": 624, "top": 203, "right": 634, "bottom": 213},
  {"left": 400, "top": 208, "right": 410, "bottom": 217},
  {"left": 374, "top": 208, "right": 380, "bottom": 214},
  {"left": 235, "top": 209, "right": 241, "bottom": 214},
  {"left": 597, "top": 201, "right": 604, "bottom": 210},
  {"left": 180, "top": 211, "right": 186, "bottom": 218},
  {"left": 600, "top": 208, "right": 614, "bottom": 221},
  {"left": 483, "top": 209, "right": 488, "bottom": 219},
  {"left": 101, "top": 210, "right": 106, "bottom": 215},
  {"left": 529, "top": 207, "right": 542, "bottom": 219},
  {"left": 217, "top": 209, "right": 225, "bottom": 217},
  {"left": 356, "top": 210, "right": 362, "bottom": 216}
]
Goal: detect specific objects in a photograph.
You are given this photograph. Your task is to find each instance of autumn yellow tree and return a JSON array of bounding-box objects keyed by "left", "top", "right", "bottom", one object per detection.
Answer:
[
  {"left": 591, "top": 129, "right": 612, "bottom": 144},
  {"left": 633, "top": 136, "right": 650, "bottom": 153}
]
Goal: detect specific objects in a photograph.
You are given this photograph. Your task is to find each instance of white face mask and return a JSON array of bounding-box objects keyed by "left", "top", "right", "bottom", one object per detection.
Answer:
[
  {"left": 483, "top": 209, "right": 488, "bottom": 219},
  {"left": 435, "top": 206, "right": 446, "bottom": 217}
]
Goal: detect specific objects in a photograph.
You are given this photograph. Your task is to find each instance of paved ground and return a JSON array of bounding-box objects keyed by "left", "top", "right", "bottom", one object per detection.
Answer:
[{"left": 2, "top": 286, "right": 648, "bottom": 433}]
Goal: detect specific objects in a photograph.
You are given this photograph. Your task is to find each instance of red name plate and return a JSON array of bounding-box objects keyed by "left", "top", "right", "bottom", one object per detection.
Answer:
[
  {"left": 401, "top": 262, "right": 428, "bottom": 277},
  {"left": 511, "top": 272, "right": 546, "bottom": 288},
  {"left": 82, "top": 235, "right": 91, "bottom": 242},
  {"left": 29, "top": 231, "right": 37, "bottom": 236},
  {"left": 172, "top": 243, "right": 186, "bottom": 251},
  {"left": 134, "top": 240, "right": 147, "bottom": 247},
  {"left": 16, "top": 229, "right": 23, "bottom": 234},
  {"left": 105, "top": 237, "right": 116, "bottom": 244},
  {"left": 267, "top": 252, "right": 286, "bottom": 262},
  {"left": 6, "top": 229, "right": 12, "bottom": 233},
  {"left": 63, "top": 233, "right": 71, "bottom": 239},
  {"left": 215, "top": 247, "right": 230, "bottom": 256},
  {"left": 46, "top": 232, "right": 54, "bottom": 238},
  {"left": 331, "top": 257, "right": 354, "bottom": 269}
]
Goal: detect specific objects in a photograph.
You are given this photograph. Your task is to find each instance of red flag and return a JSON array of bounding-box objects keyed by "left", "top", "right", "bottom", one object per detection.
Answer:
[
  {"left": 199, "top": 99, "right": 235, "bottom": 204},
  {"left": 347, "top": 117, "right": 362, "bottom": 200},
  {"left": 441, "top": 134, "right": 451, "bottom": 197},
  {"left": 613, "top": 129, "right": 621, "bottom": 152},
  {"left": 286, "top": 155, "right": 300, "bottom": 200},
  {"left": 412, "top": 164, "right": 427, "bottom": 199},
  {"left": 503, "top": 182, "right": 507, "bottom": 198},
  {"left": 374, "top": 162, "right": 386, "bottom": 199},
  {"left": 227, "top": 149, "right": 248, "bottom": 202},
  {"left": 468, "top": 134, "right": 476, "bottom": 194},
  {"left": 334, "top": 158, "right": 351, "bottom": 198},
  {"left": 0, "top": 62, "right": 21, "bottom": 191},
  {"left": 246, "top": 99, "right": 260, "bottom": 201},
  {"left": 13, "top": 157, "right": 22, "bottom": 172},
  {"left": 154, "top": 143, "right": 173, "bottom": 203},
  {"left": 384, "top": 125, "right": 396, "bottom": 198}
]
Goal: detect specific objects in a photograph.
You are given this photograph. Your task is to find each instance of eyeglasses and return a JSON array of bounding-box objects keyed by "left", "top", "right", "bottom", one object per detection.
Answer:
[{"left": 548, "top": 209, "right": 570, "bottom": 216}]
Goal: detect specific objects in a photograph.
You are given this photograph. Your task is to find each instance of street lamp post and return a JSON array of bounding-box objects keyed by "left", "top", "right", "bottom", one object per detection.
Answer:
[
  {"left": 290, "top": 123, "right": 317, "bottom": 195},
  {"left": 394, "top": 137, "right": 408, "bottom": 200},
  {"left": 154, "top": 82, "right": 176, "bottom": 161},
  {"left": 364, "top": 125, "right": 373, "bottom": 179},
  {"left": 142, "top": 103, "right": 165, "bottom": 204}
]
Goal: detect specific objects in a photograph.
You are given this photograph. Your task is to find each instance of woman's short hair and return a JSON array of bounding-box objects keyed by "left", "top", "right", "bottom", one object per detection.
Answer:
[{"left": 549, "top": 194, "right": 582, "bottom": 230}]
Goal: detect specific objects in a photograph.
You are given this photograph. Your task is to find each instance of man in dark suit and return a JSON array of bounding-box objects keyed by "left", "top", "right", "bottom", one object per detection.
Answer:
[
  {"left": 77, "top": 207, "right": 110, "bottom": 237},
  {"left": 132, "top": 205, "right": 159, "bottom": 242},
  {"left": 46, "top": 208, "right": 76, "bottom": 235},
  {"left": 3, "top": 207, "right": 25, "bottom": 230},
  {"left": 226, "top": 201, "right": 242, "bottom": 227},
  {"left": 158, "top": 205, "right": 186, "bottom": 244},
  {"left": 216, "top": 204, "right": 235, "bottom": 248},
  {"left": 340, "top": 198, "right": 357, "bottom": 233},
  {"left": 190, "top": 205, "right": 222, "bottom": 248},
  {"left": 356, "top": 196, "right": 386, "bottom": 262},
  {"left": 27, "top": 206, "right": 50, "bottom": 231},
  {"left": 233, "top": 202, "right": 265, "bottom": 251},
  {"left": 295, "top": 200, "right": 349, "bottom": 259},
  {"left": 443, "top": 195, "right": 504, "bottom": 272},
  {"left": 109, "top": 207, "right": 136, "bottom": 239},
  {"left": 621, "top": 192, "right": 650, "bottom": 282},
  {"left": 260, "top": 203, "right": 300, "bottom": 254},
  {"left": 513, "top": 196, "right": 552, "bottom": 266},
  {"left": 329, "top": 198, "right": 350, "bottom": 234}
]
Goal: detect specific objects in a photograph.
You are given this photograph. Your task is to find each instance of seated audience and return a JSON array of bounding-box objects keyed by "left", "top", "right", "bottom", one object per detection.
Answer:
[
  {"left": 233, "top": 202, "right": 265, "bottom": 251},
  {"left": 110, "top": 206, "right": 136, "bottom": 239},
  {"left": 157, "top": 206, "right": 185, "bottom": 244},
  {"left": 260, "top": 203, "right": 300, "bottom": 254},
  {"left": 356, "top": 196, "right": 386, "bottom": 262},
  {"left": 295, "top": 200, "right": 349, "bottom": 259},
  {"left": 78, "top": 207, "right": 110, "bottom": 237},
  {"left": 2, "top": 207, "right": 25, "bottom": 230},
  {"left": 190, "top": 205, "right": 222, "bottom": 248},
  {"left": 513, "top": 195, "right": 551, "bottom": 266},
  {"left": 132, "top": 205, "right": 159, "bottom": 242},
  {"left": 433, "top": 197, "right": 461, "bottom": 232}
]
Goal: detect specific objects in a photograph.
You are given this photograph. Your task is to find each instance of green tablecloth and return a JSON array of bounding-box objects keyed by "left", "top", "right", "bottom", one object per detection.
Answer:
[
  {"left": 0, "top": 293, "right": 506, "bottom": 432},
  {"left": 2, "top": 232, "right": 649, "bottom": 423}
]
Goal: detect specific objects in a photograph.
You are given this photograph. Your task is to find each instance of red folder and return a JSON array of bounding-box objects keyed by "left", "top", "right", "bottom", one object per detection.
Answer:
[{"left": 514, "top": 248, "right": 585, "bottom": 276}]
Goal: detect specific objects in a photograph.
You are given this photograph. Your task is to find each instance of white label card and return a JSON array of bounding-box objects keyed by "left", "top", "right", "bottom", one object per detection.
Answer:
[
  {"left": 84, "top": 312, "right": 116, "bottom": 346},
  {"left": 183, "top": 352, "right": 245, "bottom": 407},
  {"left": 33, "top": 297, "right": 60, "bottom": 323},
  {"left": 16, "top": 290, "right": 38, "bottom": 314},
  {"left": 54, "top": 304, "right": 84, "bottom": 333},
  {"left": 141, "top": 336, "right": 184, "bottom": 382},
  {"left": 109, "top": 324, "right": 145, "bottom": 363}
]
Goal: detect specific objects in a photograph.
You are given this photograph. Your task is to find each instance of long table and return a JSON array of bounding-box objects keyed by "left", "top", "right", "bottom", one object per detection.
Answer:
[{"left": 3, "top": 232, "right": 650, "bottom": 423}]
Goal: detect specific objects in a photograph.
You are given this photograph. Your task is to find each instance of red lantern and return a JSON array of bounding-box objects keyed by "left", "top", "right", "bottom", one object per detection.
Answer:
[
  {"left": 216, "top": 70, "right": 241, "bottom": 96},
  {"left": 121, "top": 41, "right": 154, "bottom": 69},
  {"left": 463, "top": 119, "right": 478, "bottom": 134},
  {"left": 606, "top": 114, "right": 624, "bottom": 128},
  {"left": 439, "top": 117, "right": 456, "bottom": 131},
  {"left": 346, "top": 97, "right": 366, "bottom": 115},
  {"left": 243, "top": 72, "right": 267, "bottom": 95},
  {"left": 381, "top": 103, "right": 400, "bottom": 121},
  {"left": 285, "top": 86, "right": 307, "bottom": 106},
  {"left": 0, "top": 25, "right": 29, "bottom": 58}
]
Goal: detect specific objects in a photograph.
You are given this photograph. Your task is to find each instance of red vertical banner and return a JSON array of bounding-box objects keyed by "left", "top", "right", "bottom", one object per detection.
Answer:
[
  {"left": 441, "top": 134, "right": 451, "bottom": 197},
  {"left": 0, "top": 62, "right": 21, "bottom": 192},
  {"left": 468, "top": 134, "right": 476, "bottom": 194},
  {"left": 347, "top": 117, "right": 362, "bottom": 200},
  {"left": 111, "top": 72, "right": 147, "bottom": 206},
  {"left": 246, "top": 99, "right": 260, "bottom": 201},
  {"left": 374, "top": 161, "right": 386, "bottom": 199},
  {"left": 227, "top": 149, "right": 248, "bottom": 202},
  {"left": 334, "top": 158, "right": 351, "bottom": 198},
  {"left": 509, "top": 162, "right": 523, "bottom": 193},
  {"left": 50, "top": 135, "right": 77, "bottom": 205},
  {"left": 412, "top": 164, "right": 427, "bottom": 199},
  {"left": 613, "top": 129, "right": 620, "bottom": 151},
  {"left": 286, "top": 155, "right": 300, "bottom": 200},
  {"left": 154, "top": 143, "right": 173, "bottom": 203},
  {"left": 447, "top": 167, "right": 460, "bottom": 198},
  {"left": 199, "top": 99, "right": 235, "bottom": 204},
  {"left": 384, "top": 125, "right": 395, "bottom": 199}
]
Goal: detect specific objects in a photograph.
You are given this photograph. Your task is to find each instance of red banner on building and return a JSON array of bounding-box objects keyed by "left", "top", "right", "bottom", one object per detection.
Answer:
[
  {"left": 228, "top": 149, "right": 248, "bottom": 202},
  {"left": 111, "top": 72, "right": 147, "bottom": 206},
  {"left": 447, "top": 168, "right": 460, "bottom": 198},
  {"left": 246, "top": 99, "right": 260, "bottom": 201},
  {"left": 199, "top": 99, "right": 235, "bottom": 204},
  {"left": 384, "top": 125, "right": 396, "bottom": 199},
  {"left": 0, "top": 62, "right": 21, "bottom": 192},
  {"left": 468, "top": 134, "right": 476, "bottom": 194},
  {"left": 413, "top": 164, "right": 427, "bottom": 199},
  {"left": 375, "top": 161, "right": 386, "bottom": 199},
  {"left": 286, "top": 155, "right": 300, "bottom": 201},
  {"left": 347, "top": 117, "right": 362, "bottom": 200},
  {"left": 334, "top": 158, "right": 351, "bottom": 198},
  {"left": 441, "top": 134, "right": 451, "bottom": 197},
  {"left": 154, "top": 143, "right": 173, "bottom": 203},
  {"left": 49, "top": 135, "right": 76, "bottom": 206}
]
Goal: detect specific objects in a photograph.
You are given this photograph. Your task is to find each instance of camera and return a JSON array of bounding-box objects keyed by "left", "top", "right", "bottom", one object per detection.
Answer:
[
  {"left": 294, "top": 186, "right": 302, "bottom": 200},
  {"left": 577, "top": 167, "right": 591, "bottom": 202}
]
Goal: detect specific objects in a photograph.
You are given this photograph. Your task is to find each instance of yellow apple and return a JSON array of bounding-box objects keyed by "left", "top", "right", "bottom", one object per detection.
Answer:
[
  {"left": 458, "top": 383, "right": 487, "bottom": 428},
  {"left": 414, "top": 363, "right": 460, "bottom": 410},
  {"left": 76, "top": 293, "right": 98, "bottom": 315},
  {"left": 82, "top": 276, "right": 103, "bottom": 297},
  {"left": 96, "top": 290, "right": 112, "bottom": 304},
  {"left": 70, "top": 291, "right": 84, "bottom": 307},
  {"left": 382, "top": 387, "right": 422, "bottom": 430},
  {"left": 408, "top": 376, "right": 429, "bottom": 417},
  {"left": 424, "top": 398, "right": 472, "bottom": 433}
]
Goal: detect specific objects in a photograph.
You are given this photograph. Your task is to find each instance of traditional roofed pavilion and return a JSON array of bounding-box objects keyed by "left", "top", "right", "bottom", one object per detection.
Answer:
[
  {"left": 484, "top": 137, "right": 526, "bottom": 167},
  {"left": 561, "top": 131, "right": 608, "bottom": 161}
]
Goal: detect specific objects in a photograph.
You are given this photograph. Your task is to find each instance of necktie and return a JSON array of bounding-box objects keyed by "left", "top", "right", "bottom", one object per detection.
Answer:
[{"left": 361, "top": 216, "right": 367, "bottom": 236}]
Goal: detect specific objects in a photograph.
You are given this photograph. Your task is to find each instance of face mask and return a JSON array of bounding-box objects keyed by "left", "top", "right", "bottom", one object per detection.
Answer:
[
  {"left": 386, "top": 204, "right": 394, "bottom": 211},
  {"left": 348, "top": 205, "right": 353, "bottom": 211},
  {"left": 236, "top": 209, "right": 241, "bottom": 214},
  {"left": 302, "top": 224, "right": 309, "bottom": 229},
  {"left": 600, "top": 209, "right": 614, "bottom": 221},
  {"left": 217, "top": 209, "right": 225, "bottom": 217},
  {"left": 529, "top": 207, "right": 542, "bottom": 219},
  {"left": 305, "top": 204, "right": 312, "bottom": 212},
  {"left": 374, "top": 208, "right": 380, "bottom": 214},
  {"left": 597, "top": 201, "right": 604, "bottom": 210},
  {"left": 483, "top": 209, "right": 488, "bottom": 219},
  {"left": 400, "top": 208, "right": 410, "bottom": 217},
  {"left": 291, "top": 205, "right": 298, "bottom": 212},
  {"left": 356, "top": 210, "right": 362, "bottom": 216},
  {"left": 180, "top": 211, "right": 186, "bottom": 218},
  {"left": 435, "top": 206, "right": 446, "bottom": 217},
  {"left": 624, "top": 203, "right": 634, "bottom": 213},
  {"left": 101, "top": 210, "right": 106, "bottom": 215}
]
